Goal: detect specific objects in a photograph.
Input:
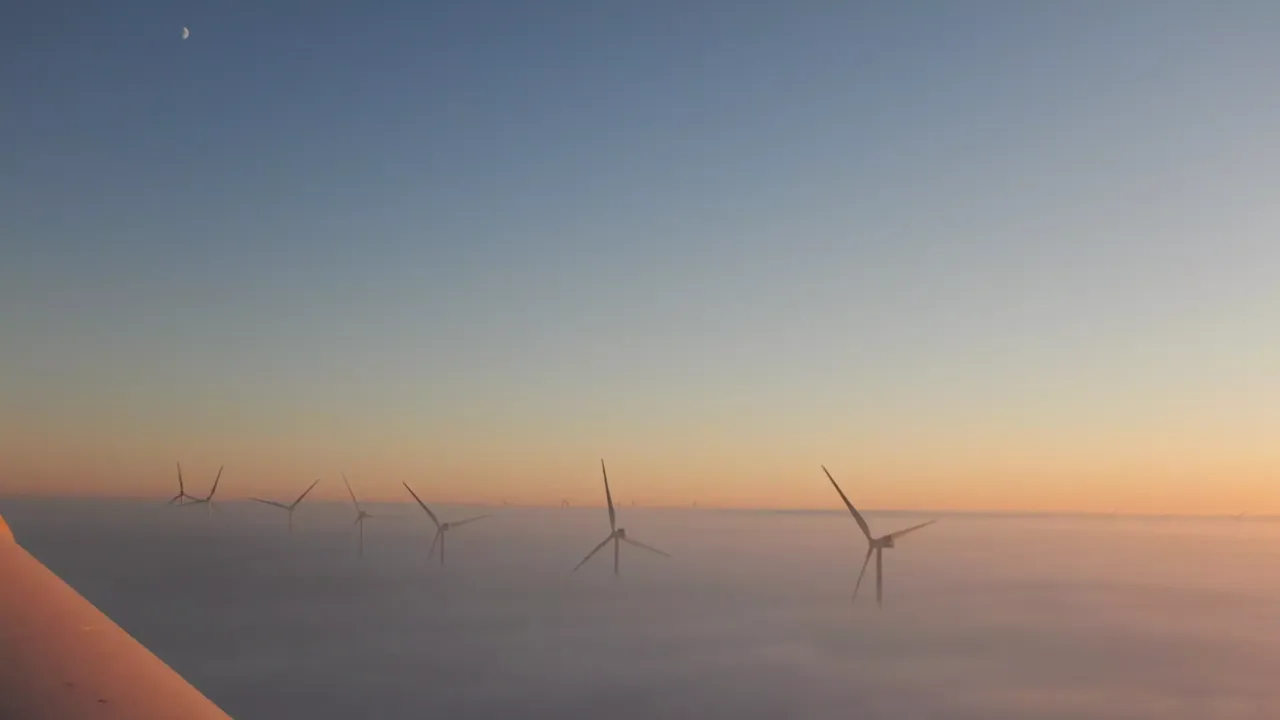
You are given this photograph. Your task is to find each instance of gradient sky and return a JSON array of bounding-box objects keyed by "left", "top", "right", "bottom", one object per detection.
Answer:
[{"left": 3, "top": 1, "right": 1280, "bottom": 512}]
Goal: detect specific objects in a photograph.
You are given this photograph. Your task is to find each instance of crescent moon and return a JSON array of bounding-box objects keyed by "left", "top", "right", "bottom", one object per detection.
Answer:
[{"left": 182, "top": 27, "right": 190, "bottom": 40}]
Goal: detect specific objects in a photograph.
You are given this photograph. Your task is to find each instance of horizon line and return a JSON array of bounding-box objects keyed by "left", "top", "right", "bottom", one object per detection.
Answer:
[{"left": 0, "top": 493, "right": 1272, "bottom": 520}]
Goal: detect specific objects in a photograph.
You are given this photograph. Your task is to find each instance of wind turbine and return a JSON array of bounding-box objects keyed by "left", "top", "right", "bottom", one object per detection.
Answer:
[
  {"left": 561, "top": 499, "right": 570, "bottom": 508},
  {"left": 249, "top": 478, "right": 321, "bottom": 532},
  {"left": 402, "top": 483, "right": 489, "bottom": 566},
  {"left": 822, "top": 465, "right": 935, "bottom": 607},
  {"left": 181, "top": 465, "right": 224, "bottom": 516},
  {"left": 343, "top": 472, "right": 375, "bottom": 556},
  {"left": 167, "top": 462, "right": 197, "bottom": 506},
  {"left": 572, "top": 460, "right": 670, "bottom": 576}
]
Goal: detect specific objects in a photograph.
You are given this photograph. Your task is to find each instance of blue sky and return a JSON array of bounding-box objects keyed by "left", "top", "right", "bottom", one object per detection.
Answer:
[{"left": 3, "top": 2, "right": 1280, "bottom": 509}]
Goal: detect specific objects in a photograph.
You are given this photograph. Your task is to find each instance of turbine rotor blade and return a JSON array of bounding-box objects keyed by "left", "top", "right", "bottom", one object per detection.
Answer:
[
  {"left": 342, "top": 472, "right": 361, "bottom": 511},
  {"left": 822, "top": 465, "right": 873, "bottom": 540},
  {"left": 885, "top": 520, "right": 936, "bottom": 541},
  {"left": 177, "top": 462, "right": 184, "bottom": 493},
  {"left": 449, "top": 514, "right": 489, "bottom": 528},
  {"left": 852, "top": 546, "right": 874, "bottom": 601},
  {"left": 291, "top": 477, "right": 322, "bottom": 508},
  {"left": 601, "top": 459, "right": 616, "bottom": 533},
  {"left": 207, "top": 461, "right": 225, "bottom": 497},
  {"left": 250, "top": 498, "right": 290, "bottom": 510},
  {"left": 402, "top": 483, "right": 441, "bottom": 528},
  {"left": 572, "top": 534, "right": 614, "bottom": 573},
  {"left": 621, "top": 536, "right": 670, "bottom": 558}
]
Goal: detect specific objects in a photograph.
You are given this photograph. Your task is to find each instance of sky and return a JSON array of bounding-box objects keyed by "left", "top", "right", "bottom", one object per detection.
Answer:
[{"left": 3, "top": 2, "right": 1280, "bottom": 512}]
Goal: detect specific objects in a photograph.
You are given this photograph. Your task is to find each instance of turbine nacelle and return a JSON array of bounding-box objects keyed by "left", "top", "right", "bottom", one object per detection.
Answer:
[{"left": 614, "top": 528, "right": 627, "bottom": 539}]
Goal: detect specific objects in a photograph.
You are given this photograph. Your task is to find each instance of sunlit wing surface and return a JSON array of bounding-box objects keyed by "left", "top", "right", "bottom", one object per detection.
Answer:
[{"left": 0, "top": 513, "right": 232, "bottom": 719}]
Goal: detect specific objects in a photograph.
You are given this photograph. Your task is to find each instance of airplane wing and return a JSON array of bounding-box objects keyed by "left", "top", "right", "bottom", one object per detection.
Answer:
[{"left": 0, "top": 513, "right": 233, "bottom": 719}]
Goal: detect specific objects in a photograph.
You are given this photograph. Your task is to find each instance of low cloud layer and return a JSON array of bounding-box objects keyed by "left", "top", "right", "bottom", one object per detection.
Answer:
[{"left": 3, "top": 499, "right": 1278, "bottom": 719}]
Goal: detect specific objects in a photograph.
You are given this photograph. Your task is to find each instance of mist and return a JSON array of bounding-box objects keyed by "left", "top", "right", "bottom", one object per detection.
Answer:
[{"left": 2, "top": 498, "right": 1278, "bottom": 719}]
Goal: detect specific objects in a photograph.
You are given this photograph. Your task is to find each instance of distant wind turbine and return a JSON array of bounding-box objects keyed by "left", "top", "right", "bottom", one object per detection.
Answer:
[
  {"left": 561, "top": 499, "right": 570, "bottom": 508},
  {"left": 343, "top": 472, "right": 375, "bottom": 556},
  {"left": 822, "top": 465, "right": 935, "bottom": 607},
  {"left": 402, "top": 483, "right": 489, "bottom": 566},
  {"left": 181, "top": 465, "right": 224, "bottom": 516},
  {"left": 250, "top": 478, "right": 321, "bottom": 532},
  {"left": 573, "top": 460, "right": 669, "bottom": 576},
  {"left": 167, "top": 462, "right": 197, "bottom": 506}
]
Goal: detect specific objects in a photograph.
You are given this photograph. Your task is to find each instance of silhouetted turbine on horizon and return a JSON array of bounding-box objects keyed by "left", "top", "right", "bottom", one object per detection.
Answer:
[
  {"left": 250, "top": 478, "right": 321, "bottom": 532},
  {"left": 572, "top": 460, "right": 669, "bottom": 576},
  {"left": 180, "top": 465, "right": 224, "bottom": 516},
  {"left": 402, "top": 483, "right": 489, "bottom": 566},
  {"left": 167, "top": 462, "right": 197, "bottom": 506},
  {"left": 343, "top": 472, "right": 376, "bottom": 556},
  {"left": 822, "top": 465, "right": 935, "bottom": 607}
]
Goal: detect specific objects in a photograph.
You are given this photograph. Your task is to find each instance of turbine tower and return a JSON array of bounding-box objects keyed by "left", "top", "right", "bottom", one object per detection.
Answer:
[
  {"left": 572, "top": 459, "right": 669, "bottom": 576},
  {"left": 250, "top": 478, "right": 321, "bottom": 532},
  {"left": 403, "top": 483, "right": 489, "bottom": 566},
  {"left": 822, "top": 465, "right": 935, "bottom": 607}
]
